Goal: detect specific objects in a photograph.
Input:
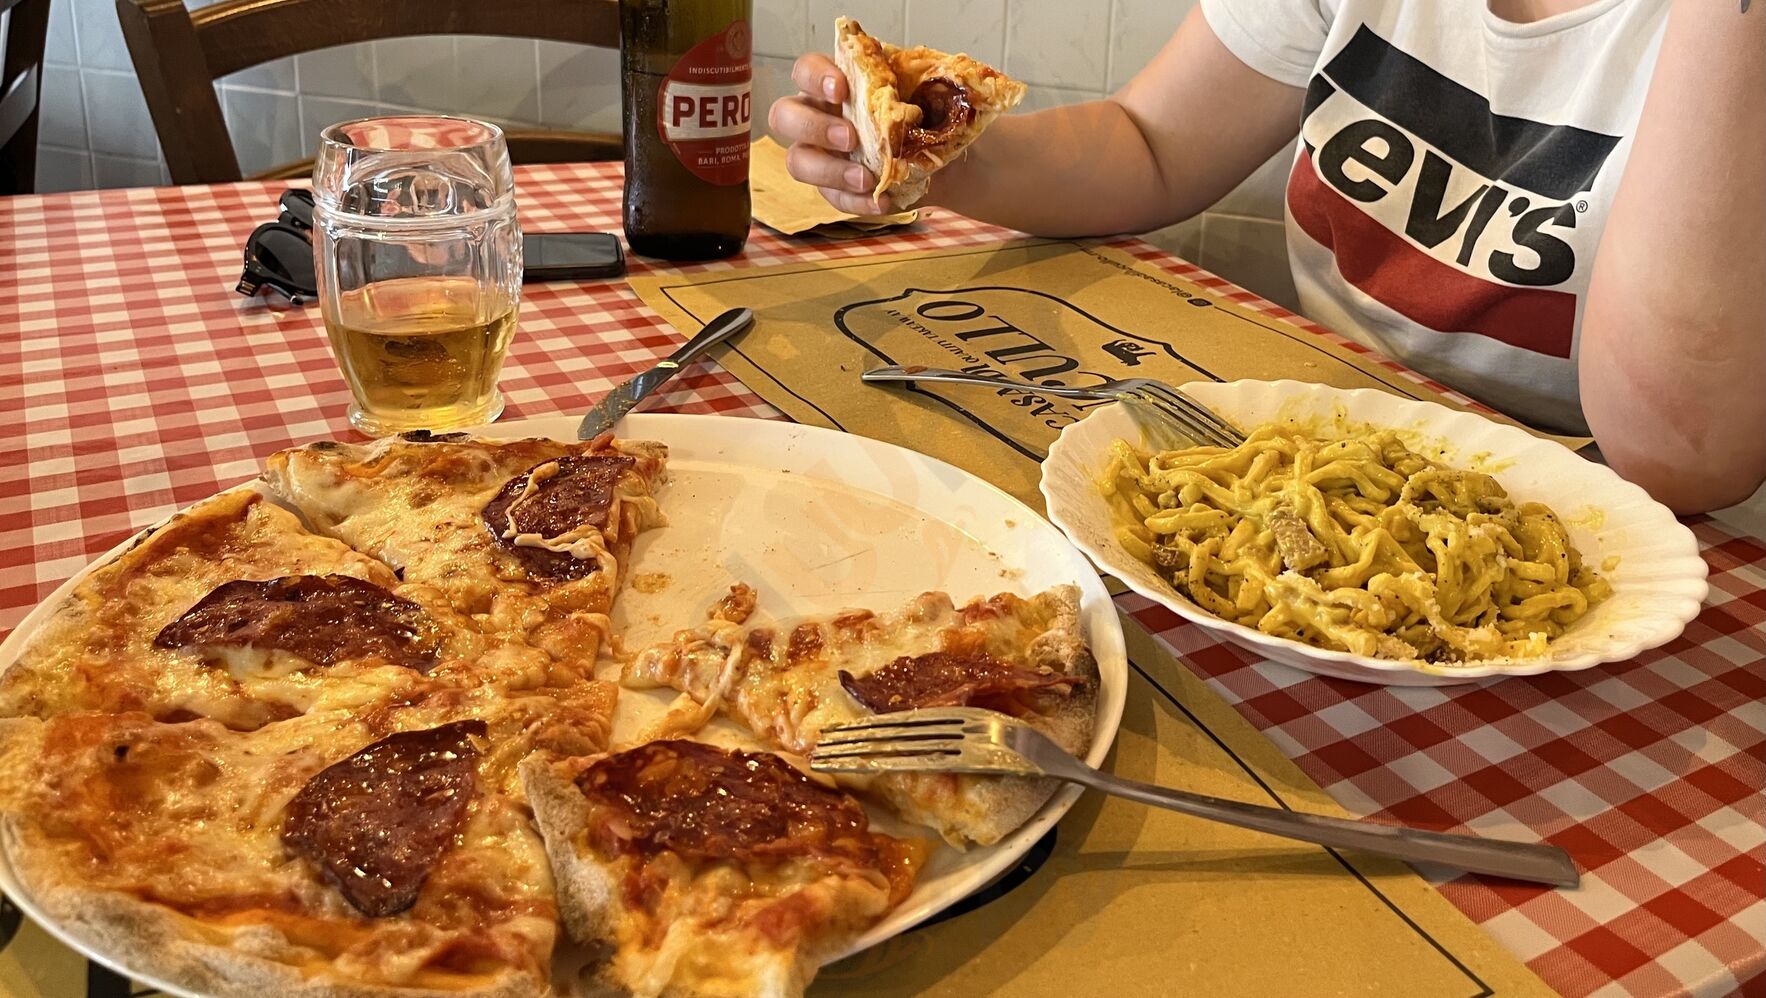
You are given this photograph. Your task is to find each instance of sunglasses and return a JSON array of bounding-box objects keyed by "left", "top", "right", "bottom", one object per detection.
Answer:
[{"left": 237, "top": 188, "right": 318, "bottom": 304}]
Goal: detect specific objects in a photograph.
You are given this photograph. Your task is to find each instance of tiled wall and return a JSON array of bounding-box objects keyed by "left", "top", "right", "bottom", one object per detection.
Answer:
[{"left": 33, "top": 0, "right": 1296, "bottom": 308}]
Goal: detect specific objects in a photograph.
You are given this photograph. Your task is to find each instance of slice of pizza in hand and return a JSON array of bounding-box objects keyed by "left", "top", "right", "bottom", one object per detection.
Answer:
[
  {"left": 625, "top": 585, "right": 1097, "bottom": 846},
  {"left": 0, "top": 681, "right": 615, "bottom": 998},
  {"left": 522, "top": 739, "right": 927, "bottom": 998},
  {"left": 265, "top": 430, "right": 667, "bottom": 685},
  {"left": 834, "top": 16, "right": 1026, "bottom": 208},
  {"left": 0, "top": 489, "right": 500, "bottom": 730}
]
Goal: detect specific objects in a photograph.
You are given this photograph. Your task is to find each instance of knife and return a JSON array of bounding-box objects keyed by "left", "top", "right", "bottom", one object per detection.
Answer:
[{"left": 576, "top": 308, "right": 755, "bottom": 440}]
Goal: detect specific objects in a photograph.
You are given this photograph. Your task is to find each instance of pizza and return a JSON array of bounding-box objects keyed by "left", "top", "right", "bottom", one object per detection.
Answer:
[
  {"left": 624, "top": 585, "right": 1097, "bottom": 846},
  {"left": 0, "top": 422, "right": 1103, "bottom": 997},
  {"left": 834, "top": 16, "right": 1027, "bottom": 208},
  {"left": 264, "top": 430, "right": 667, "bottom": 686},
  {"left": 0, "top": 488, "right": 514, "bottom": 730},
  {"left": 0, "top": 679, "right": 617, "bottom": 998},
  {"left": 522, "top": 740, "right": 927, "bottom": 998}
]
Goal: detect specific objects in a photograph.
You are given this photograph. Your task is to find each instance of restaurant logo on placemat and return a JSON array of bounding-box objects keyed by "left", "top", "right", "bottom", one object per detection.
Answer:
[
  {"left": 833, "top": 286, "right": 1216, "bottom": 458},
  {"left": 1291, "top": 24, "right": 1621, "bottom": 358}
]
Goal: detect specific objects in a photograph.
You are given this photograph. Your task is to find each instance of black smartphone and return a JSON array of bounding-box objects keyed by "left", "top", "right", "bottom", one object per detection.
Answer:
[{"left": 523, "top": 232, "right": 626, "bottom": 282}]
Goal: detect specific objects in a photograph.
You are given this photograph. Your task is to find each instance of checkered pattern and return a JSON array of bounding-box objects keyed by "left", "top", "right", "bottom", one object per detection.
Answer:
[{"left": 1, "top": 162, "right": 1758, "bottom": 998}]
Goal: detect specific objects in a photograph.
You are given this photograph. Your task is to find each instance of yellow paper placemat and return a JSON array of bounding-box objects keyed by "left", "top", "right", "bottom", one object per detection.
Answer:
[{"left": 630, "top": 238, "right": 1576, "bottom": 512}]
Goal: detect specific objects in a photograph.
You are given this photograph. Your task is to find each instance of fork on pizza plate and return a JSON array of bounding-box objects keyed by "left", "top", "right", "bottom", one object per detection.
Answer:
[{"left": 809, "top": 706, "right": 1579, "bottom": 888}]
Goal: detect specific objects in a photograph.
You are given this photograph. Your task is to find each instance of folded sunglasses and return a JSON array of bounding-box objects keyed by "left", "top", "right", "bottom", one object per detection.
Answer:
[{"left": 237, "top": 188, "right": 317, "bottom": 304}]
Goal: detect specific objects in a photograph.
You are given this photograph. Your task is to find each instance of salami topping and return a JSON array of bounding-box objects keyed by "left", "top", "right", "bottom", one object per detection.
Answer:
[
  {"left": 282, "top": 720, "right": 485, "bottom": 917},
  {"left": 575, "top": 740, "right": 870, "bottom": 863},
  {"left": 902, "top": 77, "right": 974, "bottom": 156},
  {"left": 481, "top": 455, "right": 635, "bottom": 582},
  {"left": 153, "top": 575, "right": 441, "bottom": 672},
  {"left": 839, "top": 652, "right": 1082, "bottom": 715}
]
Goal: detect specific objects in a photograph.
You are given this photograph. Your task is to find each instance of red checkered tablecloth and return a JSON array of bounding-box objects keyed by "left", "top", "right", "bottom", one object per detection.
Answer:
[{"left": 2, "top": 161, "right": 1760, "bottom": 998}]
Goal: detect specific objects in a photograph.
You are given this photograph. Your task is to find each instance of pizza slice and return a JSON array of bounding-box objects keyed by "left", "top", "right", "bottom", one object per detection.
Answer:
[
  {"left": 0, "top": 681, "right": 617, "bottom": 998},
  {"left": 521, "top": 739, "right": 927, "bottom": 998},
  {"left": 264, "top": 430, "right": 667, "bottom": 684},
  {"left": 834, "top": 16, "right": 1027, "bottom": 208},
  {"left": 624, "top": 585, "right": 1097, "bottom": 846},
  {"left": 0, "top": 488, "right": 515, "bottom": 730}
]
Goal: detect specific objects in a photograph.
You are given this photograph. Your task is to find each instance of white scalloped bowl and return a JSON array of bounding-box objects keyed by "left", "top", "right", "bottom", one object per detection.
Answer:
[{"left": 1040, "top": 381, "right": 1708, "bottom": 685}]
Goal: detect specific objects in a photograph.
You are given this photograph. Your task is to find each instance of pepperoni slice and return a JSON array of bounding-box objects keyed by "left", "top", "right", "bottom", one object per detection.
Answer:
[
  {"left": 574, "top": 740, "right": 871, "bottom": 863},
  {"left": 153, "top": 575, "right": 442, "bottom": 672},
  {"left": 902, "top": 77, "right": 974, "bottom": 156},
  {"left": 282, "top": 720, "right": 485, "bottom": 917},
  {"left": 839, "top": 652, "right": 1083, "bottom": 715},
  {"left": 480, "top": 455, "right": 636, "bottom": 582}
]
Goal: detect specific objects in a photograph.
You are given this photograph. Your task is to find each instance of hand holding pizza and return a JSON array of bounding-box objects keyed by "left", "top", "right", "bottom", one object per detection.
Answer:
[{"left": 769, "top": 18, "right": 1026, "bottom": 215}]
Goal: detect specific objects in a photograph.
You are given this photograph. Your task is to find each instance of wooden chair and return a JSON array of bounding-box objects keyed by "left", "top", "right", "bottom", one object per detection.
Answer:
[
  {"left": 1, "top": 0, "right": 51, "bottom": 193},
  {"left": 116, "top": 0, "right": 622, "bottom": 184}
]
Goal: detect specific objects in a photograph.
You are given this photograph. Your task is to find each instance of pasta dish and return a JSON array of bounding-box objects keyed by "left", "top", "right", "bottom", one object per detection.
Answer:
[{"left": 1100, "top": 426, "right": 1610, "bottom": 662}]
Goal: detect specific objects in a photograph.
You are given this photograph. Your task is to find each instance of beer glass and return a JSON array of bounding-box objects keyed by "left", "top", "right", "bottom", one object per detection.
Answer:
[{"left": 312, "top": 116, "right": 521, "bottom": 435}]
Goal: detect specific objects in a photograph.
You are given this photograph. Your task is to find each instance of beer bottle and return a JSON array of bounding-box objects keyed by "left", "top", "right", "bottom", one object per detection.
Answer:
[{"left": 619, "top": 0, "right": 753, "bottom": 260}]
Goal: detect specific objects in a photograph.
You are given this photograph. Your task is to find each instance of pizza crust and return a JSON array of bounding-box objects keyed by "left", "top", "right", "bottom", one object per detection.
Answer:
[
  {"left": 2, "top": 830, "right": 541, "bottom": 998},
  {"left": 835, "top": 16, "right": 1026, "bottom": 207}
]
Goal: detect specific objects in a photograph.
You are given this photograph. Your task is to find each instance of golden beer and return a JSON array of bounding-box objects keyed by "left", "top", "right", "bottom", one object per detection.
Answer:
[
  {"left": 312, "top": 116, "right": 522, "bottom": 435},
  {"left": 325, "top": 277, "right": 516, "bottom": 432}
]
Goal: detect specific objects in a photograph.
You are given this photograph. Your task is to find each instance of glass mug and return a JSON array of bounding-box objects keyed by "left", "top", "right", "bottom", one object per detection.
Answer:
[{"left": 312, "top": 116, "right": 521, "bottom": 435}]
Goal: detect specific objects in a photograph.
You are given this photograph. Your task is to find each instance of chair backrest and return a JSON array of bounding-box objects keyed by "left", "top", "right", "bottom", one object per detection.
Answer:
[
  {"left": 1, "top": 0, "right": 51, "bottom": 193},
  {"left": 117, "top": 0, "right": 622, "bottom": 184}
]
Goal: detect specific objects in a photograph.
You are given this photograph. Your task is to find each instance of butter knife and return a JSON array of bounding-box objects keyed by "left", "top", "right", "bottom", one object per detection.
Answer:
[{"left": 576, "top": 308, "right": 754, "bottom": 439}]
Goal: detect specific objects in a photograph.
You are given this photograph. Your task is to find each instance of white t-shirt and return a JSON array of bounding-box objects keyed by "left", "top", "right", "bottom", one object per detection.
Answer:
[{"left": 1200, "top": 0, "right": 1670, "bottom": 433}]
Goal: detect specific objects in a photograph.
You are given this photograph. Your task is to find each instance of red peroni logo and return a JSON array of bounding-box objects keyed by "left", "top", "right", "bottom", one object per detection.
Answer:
[
  {"left": 659, "top": 80, "right": 752, "bottom": 142},
  {"left": 669, "top": 90, "right": 751, "bottom": 131}
]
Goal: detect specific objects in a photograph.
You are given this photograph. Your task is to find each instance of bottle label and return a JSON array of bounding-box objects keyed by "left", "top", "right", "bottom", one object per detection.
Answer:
[{"left": 656, "top": 19, "right": 752, "bottom": 186}]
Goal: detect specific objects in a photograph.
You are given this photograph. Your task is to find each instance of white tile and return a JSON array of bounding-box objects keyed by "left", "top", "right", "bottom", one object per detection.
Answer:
[
  {"left": 753, "top": 0, "right": 809, "bottom": 59},
  {"left": 536, "top": 40, "right": 621, "bottom": 134},
  {"left": 72, "top": 0, "right": 133, "bottom": 72},
  {"left": 375, "top": 36, "right": 460, "bottom": 111},
  {"left": 1143, "top": 216, "right": 1204, "bottom": 263},
  {"left": 752, "top": 55, "right": 798, "bottom": 139},
  {"left": 455, "top": 37, "right": 542, "bottom": 126},
  {"left": 224, "top": 56, "right": 297, "bottom": 92},
  {"left": 221, "top": 87, "right": 304, "bottom": 176},
  {"left": 907, "top": 0, "right": 1004, "bottom": 64},
  {"left": 1199, "top": 213, "right": 1298, "bottom": 311},
  {"left": 92, "top": 153, "right": 163, "bottom": 189},
  {"left": 46, "top": 0, "right": 78, "bottom": 64},
  {"left": 34, "top": 146, "right": 95, "bottom": 193},
  {"left": 1005, "top": 0, "right": 1110, "bottom": 91},
  {"left": 1108, "top": 0, "right": 1194, "bottom": 90},
  {"left": 807, "top": 0, "right": 902, "bottom": 49},
  {"left": 1212, "top": 147, "right": 1294, "bottom": 220},
  {"left": 39, "top": 66, "right": 88, "bottom": 148},
  {"left": 1016, "top": 83, "right": 1102, "bottom": 114},
  {"left": 296, "top": 43, "right": 376, "bottom": 101},
  {"left": 298, "top": 95, "right": 383, "bottom": 156},
  {"left": 82, "top": 69, "right": 161, "bottom": 159}
]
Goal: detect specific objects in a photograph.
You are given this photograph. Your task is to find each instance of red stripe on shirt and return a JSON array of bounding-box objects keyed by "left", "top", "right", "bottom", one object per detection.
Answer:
[{"left": 1287, "top": 148, "right": 1576, "bottom": 358}]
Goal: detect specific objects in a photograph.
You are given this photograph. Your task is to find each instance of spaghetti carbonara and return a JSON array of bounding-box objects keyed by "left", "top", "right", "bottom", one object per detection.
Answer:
[{"left": 1101, "top": 426, "right": 1610, "bottom": 662}]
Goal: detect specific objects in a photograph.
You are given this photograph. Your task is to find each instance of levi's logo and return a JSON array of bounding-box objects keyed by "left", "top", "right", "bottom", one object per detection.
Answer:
[{"left": 1289, "top": 25, "right": 1622, "bottom": 357}]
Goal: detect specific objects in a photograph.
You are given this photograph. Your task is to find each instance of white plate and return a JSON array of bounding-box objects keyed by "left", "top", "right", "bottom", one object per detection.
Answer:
[
  {"left": 0, "top": 413, "right": 1125, "bottom": 994},
  {"left": 1040, "top": 381, "right": 1706, "bottom": 686}
]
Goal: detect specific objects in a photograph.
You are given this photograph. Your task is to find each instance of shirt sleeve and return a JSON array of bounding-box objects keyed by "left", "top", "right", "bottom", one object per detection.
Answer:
[{"left": 1200, "top": 0, "right": 1333, "bottom": 89}]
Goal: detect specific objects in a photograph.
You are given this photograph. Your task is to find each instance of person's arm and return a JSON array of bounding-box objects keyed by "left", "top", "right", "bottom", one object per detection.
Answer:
[
  {"left": 1580, "top": 1, "right": 1765, "bottom": 514},
  {"left": 767, "top": 7, "right": 1303, "bottom": 236}
]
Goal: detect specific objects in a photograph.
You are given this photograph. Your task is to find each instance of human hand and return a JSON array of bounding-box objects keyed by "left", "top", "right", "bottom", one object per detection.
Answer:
[{"left": 766, "top": 52, "right": 894, "bottom": 215}]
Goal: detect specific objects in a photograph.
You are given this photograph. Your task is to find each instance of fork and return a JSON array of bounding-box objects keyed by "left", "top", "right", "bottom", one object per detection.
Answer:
[
  {"left": 860, "top": 365, "right": 1245, "bottom": 448},
  {"left": 811, "top": 707, "right": 1579, "bottom": 887}
]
